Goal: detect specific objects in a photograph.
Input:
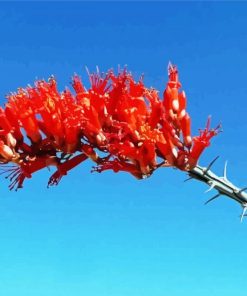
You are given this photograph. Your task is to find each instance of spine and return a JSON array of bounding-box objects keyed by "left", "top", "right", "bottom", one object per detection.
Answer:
[{"left": 186, "top": 156, "right": 247, "bottom": 221}]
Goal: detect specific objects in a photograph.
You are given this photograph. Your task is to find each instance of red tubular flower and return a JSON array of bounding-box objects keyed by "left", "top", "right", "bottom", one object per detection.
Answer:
[
  {"left": 0, "top": 107, "right": 12, "bottom": 135},
  {"left": 188, "top": 117, "right": 221, "bottom": 169},
  {"left": 0, "top": 63, "right": 219, "bottom": 189}
]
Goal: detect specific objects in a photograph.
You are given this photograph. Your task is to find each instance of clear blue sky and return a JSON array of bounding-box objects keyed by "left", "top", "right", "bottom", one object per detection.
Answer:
[{"left": 0, "top": 2, "right": 247, "bottom": 296}]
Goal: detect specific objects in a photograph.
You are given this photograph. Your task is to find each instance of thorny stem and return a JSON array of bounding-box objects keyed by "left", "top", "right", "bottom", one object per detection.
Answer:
[{"left": 186, "top": 157, "right": 247, "bottom": 222}]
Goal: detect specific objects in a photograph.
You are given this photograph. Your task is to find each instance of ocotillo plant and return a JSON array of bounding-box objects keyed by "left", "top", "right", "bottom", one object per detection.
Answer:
[{"left": 0, "top": 63, "right": 246, "bottom": 219}]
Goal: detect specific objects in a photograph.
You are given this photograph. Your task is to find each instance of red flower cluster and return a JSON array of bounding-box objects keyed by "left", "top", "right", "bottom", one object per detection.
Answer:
[{"left": 0, "top": 64, "right": 220, "bottom": 190}]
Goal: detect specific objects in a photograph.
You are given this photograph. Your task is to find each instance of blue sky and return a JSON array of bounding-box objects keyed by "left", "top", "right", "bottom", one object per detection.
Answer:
[{"left": 0, "top": 2, "right": 247, "bottom": 296}]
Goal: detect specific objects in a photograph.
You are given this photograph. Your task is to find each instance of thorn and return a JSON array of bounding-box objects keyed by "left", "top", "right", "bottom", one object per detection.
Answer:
[
  {"left": 223, "top": 161, "right": 228, "bottom": 180},
  {"left": 204, "top": 193, "right": 221, "bottom": 205},
  {"left": 204, "top": 156, "right": 220, "bottom": 173},
  {"left": 240, "top": 207, "right": 247, "bottom": 222},
  {"left": 205, "top": 181, "right": 216, "bottom": 193},
  {"left": 239, "top": 187, "right": 247, "bottom": 194},
  {"left": 184, "top": 177, "right": 193, "bottom": 182}
]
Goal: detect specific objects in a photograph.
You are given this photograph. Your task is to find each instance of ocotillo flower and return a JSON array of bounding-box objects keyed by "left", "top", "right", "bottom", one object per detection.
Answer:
[{"left": 0, "top": 64, "right": 220, "bottom": 190}]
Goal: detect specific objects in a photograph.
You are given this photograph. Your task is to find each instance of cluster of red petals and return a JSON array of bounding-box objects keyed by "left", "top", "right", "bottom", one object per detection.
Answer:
[{"left": 0, "top": 64, "right": 220, "bottom": 190}]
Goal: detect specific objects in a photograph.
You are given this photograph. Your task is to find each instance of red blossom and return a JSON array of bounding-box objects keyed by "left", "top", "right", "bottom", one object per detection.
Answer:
[{"left": 0, "top": 64, "right": 220, "bottom": 190}]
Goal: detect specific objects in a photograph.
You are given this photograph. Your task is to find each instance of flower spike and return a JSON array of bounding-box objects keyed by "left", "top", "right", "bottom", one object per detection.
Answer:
[
  {"left": 0, "top": 62, "right": 246, "bottom": 220},
  {"left": 0, "top": 64, "right": 220, "bottom": 188}
]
